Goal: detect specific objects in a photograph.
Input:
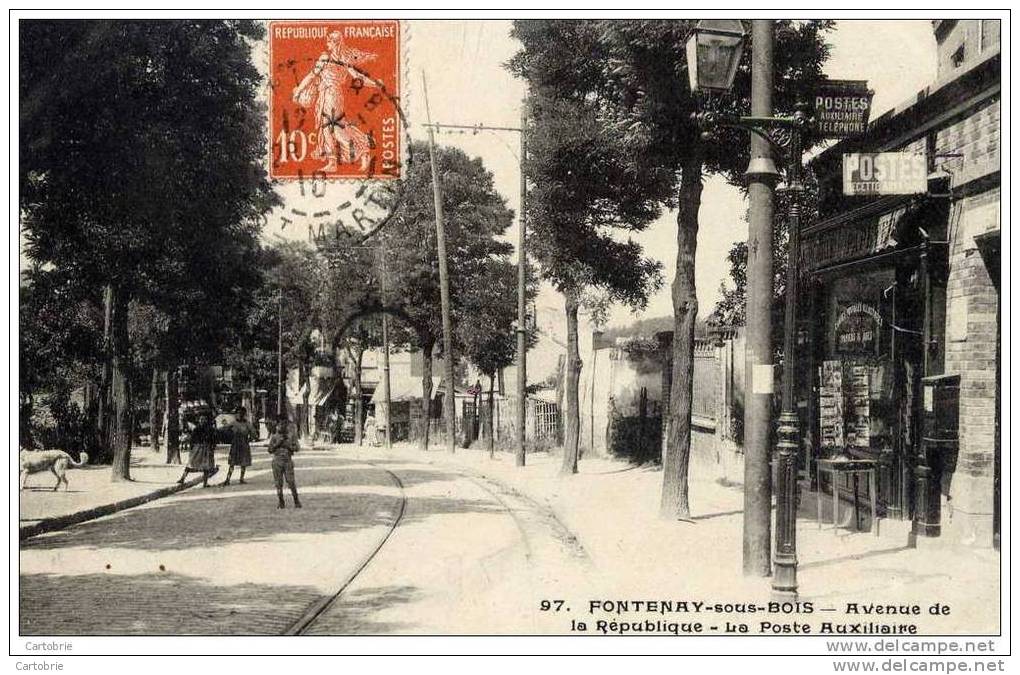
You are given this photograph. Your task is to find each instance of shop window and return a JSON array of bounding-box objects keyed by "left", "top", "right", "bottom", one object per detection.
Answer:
[{"left": 818, "top": 270, "right": 897, "bottom": 458}]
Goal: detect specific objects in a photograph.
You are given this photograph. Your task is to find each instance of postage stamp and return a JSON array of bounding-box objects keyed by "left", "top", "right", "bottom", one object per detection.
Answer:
[{"left": 269, "top": 20, "right": 402, "bottom": 182}]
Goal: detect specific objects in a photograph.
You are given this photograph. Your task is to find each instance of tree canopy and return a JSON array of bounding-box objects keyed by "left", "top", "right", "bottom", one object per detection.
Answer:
[
  {"left": 509, "top": 19, "right": 835, "bottom": 509},
  {"left": 20, "top": 20, "right": 277, "bottom": 477}
]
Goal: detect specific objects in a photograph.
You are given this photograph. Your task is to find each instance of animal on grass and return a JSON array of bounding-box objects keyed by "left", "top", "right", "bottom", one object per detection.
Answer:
[{"left": 19, "top": 449, "right": 89, "bottom": 491}]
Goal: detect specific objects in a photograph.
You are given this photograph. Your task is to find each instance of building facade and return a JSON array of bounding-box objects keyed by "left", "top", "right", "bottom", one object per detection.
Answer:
[{"left": 804, "top": 20, "right": 1000, "bottom": 547}]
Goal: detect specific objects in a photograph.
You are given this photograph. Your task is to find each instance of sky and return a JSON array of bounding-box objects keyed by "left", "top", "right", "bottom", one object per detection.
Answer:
[{"left": 259, "top": 19, "right": 938, "bottom": 328}]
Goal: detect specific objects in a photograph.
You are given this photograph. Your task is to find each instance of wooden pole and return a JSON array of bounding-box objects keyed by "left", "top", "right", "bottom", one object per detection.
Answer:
[
  {"left": 516, "top": 99, "right": 529, "bottom": 467},
  {"left": 277, "top": 293, "right": 284, "bottom": 418},
  {"left": 422, "top": 71, "right": 457, "bottom": 454},
  {"left": 380, "top": 242, "right": 392, "bottom": 450}
]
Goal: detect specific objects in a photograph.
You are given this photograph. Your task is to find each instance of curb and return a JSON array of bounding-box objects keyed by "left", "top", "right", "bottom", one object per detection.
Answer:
[{"left": 19, "top": 471, "right": 211, "bottom": 541}]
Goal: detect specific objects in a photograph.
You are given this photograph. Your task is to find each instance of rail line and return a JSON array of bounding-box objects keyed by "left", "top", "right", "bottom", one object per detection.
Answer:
[
  {"left": 284, "top": 455, "right": 590, "bottom": 634},
  {"left": 459, "top": 468, "right": 590, "bottom": 565},
  {"left": 461, "top": 473, "right": 536, "bottom": 562},
  {"left": 283, "top": 459, "right": 407, "bottom": 635}
]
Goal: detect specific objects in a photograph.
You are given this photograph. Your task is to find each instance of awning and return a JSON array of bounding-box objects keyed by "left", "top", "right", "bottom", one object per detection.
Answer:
[{"left": 800, "top": 196, "right": 950, "bottom": 276}]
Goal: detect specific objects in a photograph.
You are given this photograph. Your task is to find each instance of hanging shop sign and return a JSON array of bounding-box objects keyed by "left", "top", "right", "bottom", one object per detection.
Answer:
[
  {"left": 814, "top": 80, "right": 873, "bottom": 138},
  {"left": 843, "top": 152, "right": 928, "bottom": 196},
  {"left": 799, "top": 205, "right": 908, "bottom": 272},
  {"left": 834, "top": 301, "right": 883, "bottom": 356}
]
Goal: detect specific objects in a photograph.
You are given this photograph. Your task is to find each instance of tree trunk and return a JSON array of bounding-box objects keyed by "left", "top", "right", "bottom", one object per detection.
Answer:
[
  {"left": 660, "top": 152, "right": 703, "bottom": 519},
  {"left": 149, "top": 368, "right": 162, "bottom": 454},
  {"left": 561, "top": 291, "right": 582, "bottom": 475},
  {"left": 96, "top": 284, "right": 114, "bottom": 461},
  {"left": 249, "top": 378, "right": 258, "bottom": 437},
  {"left": 299, "top": 361, "right": 310, "bottom": 439},
  {"left": 165, "top": 367, "right": 181, "bottom": 464},
  {"left": 488, "top": 374, "right": 496, "bottom": 459},
  {"left": 351, "top": 345, "right": 364, "bottom": 446},
  {"left": 109, "top": 286, "right": 132, "bottom": 482},
  {"left": 420, "top": 341, "right": 434, "bottom": 452}
]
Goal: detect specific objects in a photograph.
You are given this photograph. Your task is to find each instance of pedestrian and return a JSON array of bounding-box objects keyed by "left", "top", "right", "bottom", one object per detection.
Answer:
[
  {"left": 268, "top": 416, "right": 302, "bottom": 509},
  {"left": 364, "top": 412, "right": 377, "bottom": 447},
  {"left": 219, "top": 407, "right": 256, "bottom": 487},
  {"left": 176, "top": 412, "right": 218, "bottom": 487}
]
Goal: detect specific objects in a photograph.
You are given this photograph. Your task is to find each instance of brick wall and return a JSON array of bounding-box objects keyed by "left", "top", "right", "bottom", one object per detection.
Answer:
[
  {"left": 887, "top": 90, "right": 1002, "bottom": 546},
  {"left": 942, "top": 150, "right": 999, "bottom": 547},
  {"left": 935, "top": 99, "right": 1000, "bottom": 186}
]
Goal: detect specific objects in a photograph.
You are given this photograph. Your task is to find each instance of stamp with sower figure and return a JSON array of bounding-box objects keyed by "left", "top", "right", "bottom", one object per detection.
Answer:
[{"left": 269, "top": 20, "right": 402, "bottom": 182}]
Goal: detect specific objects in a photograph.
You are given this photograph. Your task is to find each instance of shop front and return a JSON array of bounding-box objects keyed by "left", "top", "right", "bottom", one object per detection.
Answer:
[{"left": 799, "top": 194, "right": 951, "bottom": 525}]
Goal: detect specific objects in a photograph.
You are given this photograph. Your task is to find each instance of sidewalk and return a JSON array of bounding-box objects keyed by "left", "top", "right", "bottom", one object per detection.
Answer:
[
  {"left": 366, "top": 442, "right": 1000, "bottom": 635},
  {"left": 19, "top": 446, "right": 210, "bottom": 538}
]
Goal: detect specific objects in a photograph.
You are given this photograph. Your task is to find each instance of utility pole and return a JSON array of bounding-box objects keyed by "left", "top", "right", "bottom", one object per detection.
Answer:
[
  {"left": 380, "top": 240, "right": 393, "bottom": 450},
  {"left": 515, "top": 100, "right": 528, "bottom": 467},
  {"left": 421, "top": 106, "right": 529, "bottom": 466},
  {"left": 422, "top": 71, "right": 457, "bottom": 454},
  {"left": 743, "top": 19, "right": 780, "bottom": 578},
  {"left": 277, "top": 292, "right": 284, "bottom": 418}
]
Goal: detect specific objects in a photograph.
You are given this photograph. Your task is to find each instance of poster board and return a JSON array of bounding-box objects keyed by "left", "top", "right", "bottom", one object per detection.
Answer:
[{"left": 819, "top": 360, "right": 844, "bottom": 448}]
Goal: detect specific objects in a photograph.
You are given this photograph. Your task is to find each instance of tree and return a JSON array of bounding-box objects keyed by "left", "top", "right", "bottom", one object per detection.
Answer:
[
  {"left": 317, "top": 240, "right": 401, "bottom": 447},
  {"left": 129, "top": 234, "right": 265, "bottom": 463},
  {"left": 460, "top": 258, "right": 536, "bottom": 457},
  {"left": 20, "top": 20, "right": 277, "bottom": 480},
  {"left": 510, "top": 19, "right": 833, "bottom": 513},
  {"left": 19, "top": 265, "right": 104, "bottom": 456},
  {"left": 509, "top": 35, "right": 666, "bottom": 476},
  {"left": 373, "top": 142, "right": 515, "bottom": 451},
  {"left": 263, "top": 241, "right": 325, "bottom": 437}
]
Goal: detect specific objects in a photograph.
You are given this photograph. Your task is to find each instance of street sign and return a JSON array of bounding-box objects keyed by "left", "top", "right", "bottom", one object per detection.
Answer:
[
  {"left": 815, "top": 80, "right": 873, "bottom": 138},
  {"left": 842, "top": 152, "right": 928, "bottom": 196}
]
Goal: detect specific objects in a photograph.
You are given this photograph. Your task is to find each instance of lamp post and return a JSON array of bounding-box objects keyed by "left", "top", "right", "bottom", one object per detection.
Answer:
[{"left": 688, "top": 19, "right": 809, "bottom": 598}]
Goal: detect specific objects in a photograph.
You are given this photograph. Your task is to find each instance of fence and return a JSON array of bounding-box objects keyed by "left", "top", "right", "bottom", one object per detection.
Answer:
[
  {"left": 533, "top": 401, "right": 560, "bottom": 441},
  {"left": 654, "top": 327, "right": 745, "bottom": 479},
  {"left": 692, "top": 340, "right": 720, "bottom": 425}
]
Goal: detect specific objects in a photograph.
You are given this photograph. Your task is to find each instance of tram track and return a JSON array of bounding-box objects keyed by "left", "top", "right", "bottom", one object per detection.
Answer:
[
  {"left": 284, "top": 454, "right": 590, "bottom": 634},
  {"left": 283, "top": 459, "right": 407, "bottom": 635},
  {"left": 460, "top": 473, "right": 536, "bottom": 562}
]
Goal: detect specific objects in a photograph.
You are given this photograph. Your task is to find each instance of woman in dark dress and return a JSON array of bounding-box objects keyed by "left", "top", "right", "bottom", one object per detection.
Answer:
[
  {"left": 176, "top": 412, "right": 218, "bottom": 487},
  {"left": 220, "top": 407, "right": 256, "bottom": 486}
]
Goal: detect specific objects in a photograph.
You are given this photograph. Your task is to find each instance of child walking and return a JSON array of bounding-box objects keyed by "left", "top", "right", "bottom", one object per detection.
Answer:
[
  {"left": 220, "top": 406, "right": 256, "bottom": 486},
  {"left": 268, "top": 417, "right": 302, "bottom": 509}
]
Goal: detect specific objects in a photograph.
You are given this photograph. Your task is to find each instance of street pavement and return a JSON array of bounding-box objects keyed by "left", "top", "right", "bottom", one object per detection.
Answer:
[
  {"left": 19, "top": 446, "right": 585, "bottom": 635},
  {"left": 19, "top": 443, "right": 999, "bottom": 636}
]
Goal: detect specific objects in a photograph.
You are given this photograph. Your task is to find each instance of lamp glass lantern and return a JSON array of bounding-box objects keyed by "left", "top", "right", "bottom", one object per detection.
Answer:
[{"left": 686, "top": 19, "right": 748, "bottom": 92}]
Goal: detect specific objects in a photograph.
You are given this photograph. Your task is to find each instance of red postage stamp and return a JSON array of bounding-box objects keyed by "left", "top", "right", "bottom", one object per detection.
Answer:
[{"left": 269, "top": 20, "right": 402, "bottom": 181}]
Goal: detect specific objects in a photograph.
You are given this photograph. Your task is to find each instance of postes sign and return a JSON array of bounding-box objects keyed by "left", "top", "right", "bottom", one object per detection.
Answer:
[
  {"left": 814, "top": 80, "right": 873, "bottom": 138},
  {"left": 842, "top": 153, "right": 928, "bottom": 196}
]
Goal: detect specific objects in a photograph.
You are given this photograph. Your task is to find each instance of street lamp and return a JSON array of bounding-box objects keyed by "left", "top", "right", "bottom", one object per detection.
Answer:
[
  {"left": 688, "top": 19, "right": 809, "bottom": 599},
  {"left": 686, "top": 19, "right": 747, "bottom": 93}
]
